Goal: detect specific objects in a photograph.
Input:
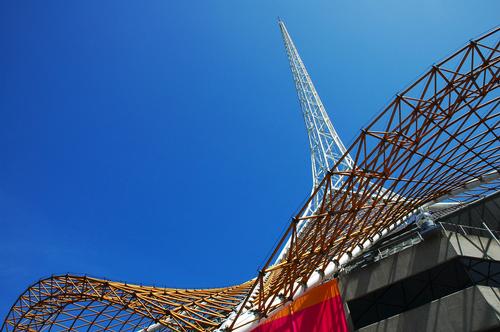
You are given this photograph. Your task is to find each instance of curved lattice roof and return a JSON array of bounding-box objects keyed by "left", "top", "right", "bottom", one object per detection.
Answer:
[{"left": 2, "top": 275, "right": 253, "bottom": 331}]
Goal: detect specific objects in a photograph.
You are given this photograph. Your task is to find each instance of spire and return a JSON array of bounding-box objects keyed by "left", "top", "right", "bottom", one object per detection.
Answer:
[{"left": 278, "top": 20, "right": 353, "bottom": 206}]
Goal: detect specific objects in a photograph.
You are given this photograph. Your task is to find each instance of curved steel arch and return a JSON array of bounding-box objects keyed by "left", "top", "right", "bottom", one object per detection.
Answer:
[{"left": 1, "top": 275, "right": 253, "bottom": 331}]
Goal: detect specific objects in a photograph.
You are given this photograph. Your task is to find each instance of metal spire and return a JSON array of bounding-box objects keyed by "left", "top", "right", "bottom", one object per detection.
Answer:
[
  {"left": 273, "top": 20, "right": 355, "bottom": 265},
  {"left": 278, "top": 20, "right": 353, "bottom": 211}
]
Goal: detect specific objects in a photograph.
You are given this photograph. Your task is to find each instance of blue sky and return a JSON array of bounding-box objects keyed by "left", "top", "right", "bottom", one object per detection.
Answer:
[{"left": 0, "top": 0, "right": 498, "bottom": 316}]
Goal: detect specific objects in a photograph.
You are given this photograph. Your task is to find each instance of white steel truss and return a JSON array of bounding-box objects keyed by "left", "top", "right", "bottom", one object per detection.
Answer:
[
  {"left": 274, "top": 20, "right": 354, "bottom": 263},
  {"left": 279, "top": 20, "right": 354, "bottom": 206}
]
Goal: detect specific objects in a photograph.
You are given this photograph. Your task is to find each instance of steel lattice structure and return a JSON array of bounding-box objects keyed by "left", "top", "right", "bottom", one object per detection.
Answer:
[
  {"left": 2, "top": 275, "right": 253, "bottom": 332},
  {"left": 2, "top": 25, "right": 499, "bottom": 332},
  {"left": 278, "top": 20, "right": 354, "bottom": 196},
  {"left": 274, "top": 20, "right": 355, "bottom": 264},
  {"left": 225, "top": 25, "right": 500, "bottom": 330}
]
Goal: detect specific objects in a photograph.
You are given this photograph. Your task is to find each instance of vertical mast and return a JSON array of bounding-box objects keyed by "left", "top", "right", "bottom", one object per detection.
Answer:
[{"left": 279, "top": 20, "right": 353, "bottom": 210}]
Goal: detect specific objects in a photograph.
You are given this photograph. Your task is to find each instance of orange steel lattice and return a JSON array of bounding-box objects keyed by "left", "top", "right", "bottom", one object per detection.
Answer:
[
  {"left": 228, "top": 26, "right": 500, "bottom": 330},
  {"left": 2, "top": 275, "right": 253, "bottom": 331},
  {"left": 2, "top": 27, "right": 499, "bottom": 332}
]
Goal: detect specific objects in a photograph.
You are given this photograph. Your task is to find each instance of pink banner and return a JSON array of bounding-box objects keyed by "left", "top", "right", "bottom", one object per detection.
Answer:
[{"left": 251, "top": 279, "right": 348, "bottom": 332}]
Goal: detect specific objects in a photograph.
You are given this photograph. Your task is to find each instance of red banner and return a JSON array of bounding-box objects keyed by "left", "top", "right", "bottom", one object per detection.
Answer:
[{"left": 251, "top": 279, "right": 348, "bottom": 332}]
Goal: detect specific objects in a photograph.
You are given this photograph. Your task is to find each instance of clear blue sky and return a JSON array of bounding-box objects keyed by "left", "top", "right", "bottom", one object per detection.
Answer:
[{"left": 1, "top": 0, "right": 498, "bottom": 316}]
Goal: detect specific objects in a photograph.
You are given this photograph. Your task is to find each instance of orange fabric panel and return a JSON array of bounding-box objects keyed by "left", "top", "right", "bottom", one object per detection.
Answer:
[
  {"left": 265, "top": 279, "right": 341, "bottom": 323},
  {"left": 251, "top": 279, "right": 348, "bottom": 332}
]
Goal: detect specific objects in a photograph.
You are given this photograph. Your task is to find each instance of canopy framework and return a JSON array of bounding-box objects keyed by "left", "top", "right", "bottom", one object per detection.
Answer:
[
  {"left": 2, "top": 26, "right": 499, "bottom": 332},
  {"left": 1, "top": 275, "right": 253, "bottom": 332},
  {"left": 227, "top": 26, "right": 499, "bottom": 330}
]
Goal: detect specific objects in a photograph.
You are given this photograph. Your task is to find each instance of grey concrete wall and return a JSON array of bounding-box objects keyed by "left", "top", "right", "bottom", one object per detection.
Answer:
[
  {"left": 340, "top": 231, "right": 455, "bottom": 302},
  {"left": 357, "top": 286, "right": 500, "bottom": 332},
  {"left": 445, "top": 230, "right": 500, "bottom": 261},
  {"left": 339, "top": 230, "right": 500, "bottom": 302},
  {"left": 438, "top": 191, "right": 500, "bottom": 231}
]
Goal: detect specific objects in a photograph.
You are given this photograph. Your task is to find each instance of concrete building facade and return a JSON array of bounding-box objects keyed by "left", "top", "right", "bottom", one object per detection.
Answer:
[{"left": 339, "top": 192, "right": 500, "bottom": 332}]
